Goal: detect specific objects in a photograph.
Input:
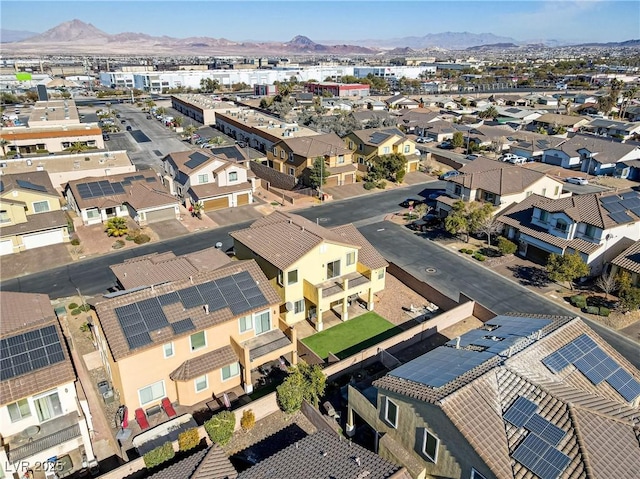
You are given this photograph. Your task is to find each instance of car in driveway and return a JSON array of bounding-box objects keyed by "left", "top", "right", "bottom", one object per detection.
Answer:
[
  {"left": 427, "top": 189, "right": 447, "bottom": 201},
  {"left": 437, "top": 141, "right": 453, "bottom": 150},
  {"left": 400, "top": 198, "right": 424, "bottom": 208},
  {"left": 126, "top": 125, "right": 132, "bottom": 131},
  {"left": 565, "top": 176, "right": 589, "bottom": 185},
  {"left": 408, "top": 214, "right": 441, "bottom": 231},
  {"left": 439, "top": 170, "right": 460, "bottom": 180},
  {"left": 416, "top": 137, "right": 434, "bottom": 144}
]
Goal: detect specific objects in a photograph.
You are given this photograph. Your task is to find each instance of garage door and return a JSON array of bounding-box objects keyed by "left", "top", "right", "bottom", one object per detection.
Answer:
[
  {"left": 0, "top": 240, "right": 14, "bottom": 256},
  {"left": 524, "top": 243, "right": 551, "bottom": 265},
  {"left": 22, "top": 229, "right": 64, "bottom": 250},
  {"left": 145, "top": 207, "right": 176, "bottom": 223},
  {"left": 344, "top": 174, "right": 355, "bottom": 184},
  {"left": 325, "top": 176, "right": 339, "bottom": 187},
  {"left": 203, "top": 197, "right": 229, "bottom": 211},
  {"left": 236, "top": 193, "right": 250, "bottom": 206},
  {"left": 409, "top": 162, "right": 418, "bottom": 172}
]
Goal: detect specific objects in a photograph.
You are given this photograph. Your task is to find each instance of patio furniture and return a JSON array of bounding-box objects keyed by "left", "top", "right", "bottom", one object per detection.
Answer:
[
  {"left": 135, "top": 408, "right": 150, "bottom": 430},
  {"left": 161, "top": 397, "right": 176, "bottom": 418}
]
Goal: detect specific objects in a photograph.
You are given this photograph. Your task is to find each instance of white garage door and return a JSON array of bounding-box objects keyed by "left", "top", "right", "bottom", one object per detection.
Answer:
[
  {"left": 145, "top": 208, "right": 176, "bottom": 223},
  {"left": 22, "top": 229, "right": 64, "bottom": 250},
  {"left": 0, "top": 240, "right": 14, "bottom": 256}
]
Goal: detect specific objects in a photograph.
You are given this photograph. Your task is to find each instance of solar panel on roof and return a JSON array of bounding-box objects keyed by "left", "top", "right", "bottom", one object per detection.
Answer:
[
  {"left": 0, "top": 326, "right": 66, "bottom": 381},
  {"left": 620, "top": 198, "right": 640, "bottom": 209},
  {"left": 16, "top": 179, "right": 47, "bottom": 192},
  {"left": 369, "top": 132, "right": 390, "bottom": 145},
  {"left": 609, "top": 211, "right": 634, "bottom": 224},
  {"left": 178, "top": 286, "right": 205, "bottom": 309},
  {"left": 600, "top": 195, "right": 620, "bottom": 204},
  {"left": 229, "top": 299, "right": 252, "bottom": 316},
  {"left": 524, "top": 414, "right": 566, "bottom": 446},
  {"left": 171, "top": 318, "right": 195, "bottom": 334},
  {"left": 184, "top": 152, "right": 210, "bottom": 169},
  {"left": 602, "top": 202, "right": 626, "bottom": 214},
  {"left": 145, "top": 177, "right": 157, "bottom": 183},
  {"left": 542, "top": 351, "right": 570, "bottom": 373},
  {"left": 503, "top": 396, "right": 538, "bottom": 427},
  {"left": 127, "top": 331, "right": 152, "bottom": 349},
  {"left": 112, "top": 183, "right": 125, "bottom": 194},
  {"left": 606, "top": 368, "right": 640, "bottom": 402},
  {"left": 512, "top": 434, "right": 570, "bottom": 479},
  {"left": 215, "top": 275, "right": 236, "bottom": 287},
  {"left": 158, "top": 292, "right": 180, "bottom": 306},
  {"left": 134, "top": 175, "right": 144, "bottom": 180},
  {"left": 620, "top": 190, "right": 640, "bottom": 199}
]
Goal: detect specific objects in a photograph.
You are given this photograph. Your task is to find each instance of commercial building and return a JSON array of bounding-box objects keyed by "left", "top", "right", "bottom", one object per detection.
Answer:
[{"left": 305, "top": 82, "right": 370, "bottom": 98}]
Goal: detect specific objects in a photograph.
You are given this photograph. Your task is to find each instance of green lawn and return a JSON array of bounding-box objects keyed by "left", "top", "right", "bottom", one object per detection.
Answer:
[{"left": 301, "top": 312, "right": 401, "bottom": 360}]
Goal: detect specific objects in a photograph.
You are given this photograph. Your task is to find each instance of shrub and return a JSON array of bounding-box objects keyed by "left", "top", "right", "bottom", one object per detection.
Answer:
[
  {"left": 465, "top": 249, "right": 473, "bottom": 255},
  {"left": 112, "top": 239, "right": 125, "bottom": 249},
  {"left": 570, "top": 295, "right": 587, "bottom": 309},
  {"left": 36, "top": 149, "right": 49, "bottom": 154},
  {"left": 497, "top": 237, "right": 517, "bottom": 255},
  {"left": 70, "top": 238, "right": 81, "bottom": 246},
  {"left": 599, "top": 307, "right": 610, "bottom": 317},
  {"left": 204, "top": 410, "right": 235, "bottom": 446},
  {"left": 133, "top": 234, "right": 151, "bottom": 245},
  {"left": 80, "top": 304, "right": 91, "bottom": 312},
  {"left": 80, "top": 322, "right": 91, "bottom": 333},
  {"left": 459, "top": 248, "right": 467, "bottom": 253},
  {"left": 473, "top": 253, "right": 486, "bottom": 261},
  {"left": 395, "top": 169, "right": 406, "bottom": 183},
  {"left": 276, "top": 376, "right": 304, "bottom": 413},
  {"left": 71, "top": 308, "right": 82, "bottom": 316},
  {"left": 178, "top": 428, "right": 200, "bottom": 452},
  {"left": 584, "top": 306, "right": 599, "bottom": 315},
  {"left": 68, "top": 302, "right": 79, "bottom": 310},
  {"left": 363, "top": 181, "right": 375, "bottom": 190},
  {"left": 125, "top": 235, "right": 135, "bottom": 241},
  {"left": 377, "top": 180, "right": 387, "bottom": 189},
  {"left": 143, "top": 442, "right": 174, "bottom": 469},
  {"left": 240, "top": 409, "right": 256, "bottom": 431}
]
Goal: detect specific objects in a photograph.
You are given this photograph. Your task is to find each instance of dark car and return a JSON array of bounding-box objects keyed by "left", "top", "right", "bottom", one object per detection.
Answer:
[
  {"left": 115, "top": 114, "right": 121, "bottom": 118},
  {"left": 408, "top": 214, "right": 441, "bottom": 232},
  {"left": 120, "top": 119, "right": 126, "bottom": 124},
  {"left": 126, "top": 125, "right": 132, "bottom": 131},
  {"left": 236, "top": 140, "right": 248, "bottom": 148},
  {"left": 427, "top": 190, "right": 447, "bottom": 201},
  {"left": 146, "top": 114, "right": 152, "bottom": 119},
  {"left": 437, "top": 141, "right": 453, "bottom": 150},
  {"left": 102, "top": 134, "right": 110, "bottom": 141},
  {"left": 400, "top": 198, "right": 424, "bottom": 208}
]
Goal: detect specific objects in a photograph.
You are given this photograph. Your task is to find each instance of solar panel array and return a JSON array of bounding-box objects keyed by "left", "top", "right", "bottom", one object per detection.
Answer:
[
  {"left": 599, "top": 190, "right": 640, "bottom": 224},
  {"left": 503, "top": 396, "right": 538, "bottom": 427},
  {"left": 512, "top": 434, "right": 571, "bottom": 479},
  {"left": 368, "top": 132, "right": 390, "bottom": 145},
  {"left": 16, "top": 179, "right": 47, "bottom": 193},
  {"left": 184, "top": 152, "right": 211, "bottom": 169},
  {"left": 542, "top": 333, "right": 640, "bottom": 402},
  {"left": 0, "top": 325, "right": 66, "bottom": 381},
  {"left": 391, "top": 316, "right": 551, "bottom": 388},
  {"left": 114, "top": 271, "right": 268, "bottom": 350},
  {"left": 76, "top": 180, "right": 126, "bottom": 200}
]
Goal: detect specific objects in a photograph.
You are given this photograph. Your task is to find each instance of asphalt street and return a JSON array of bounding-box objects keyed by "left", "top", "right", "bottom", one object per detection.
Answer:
[{"left": 1, "top": 182, "right": 638, "bottom": 367}]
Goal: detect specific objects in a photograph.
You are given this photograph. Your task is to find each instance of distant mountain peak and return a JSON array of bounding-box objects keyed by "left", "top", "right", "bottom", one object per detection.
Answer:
[
  {"left": 288, "top": 35, "right": 317, "bottom": 46},
  {"left": 27, "top": 18, "right": 109, "bottom": 42}
]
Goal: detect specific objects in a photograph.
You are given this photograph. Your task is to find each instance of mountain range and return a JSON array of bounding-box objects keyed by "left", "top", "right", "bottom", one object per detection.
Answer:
[{"left": 1, "top": 20, "right": 637, "bottom": 56}]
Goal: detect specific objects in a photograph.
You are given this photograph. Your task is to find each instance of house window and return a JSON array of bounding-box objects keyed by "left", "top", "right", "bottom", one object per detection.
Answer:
[
  {"left": 32, "top": 201, "right": 50, "bottom": 213},
  {"left": 483, "top": 192, "right": 495, "bottom": 203},
  {"left": 254, "top": 310, "right": 271, "bottom": 334},
  {"left": 294, "top": 299, "right": 304, "bottom": 314},
  {"left": 277, "top": 270, "right": 284, "bottom": 286},
  {"left": 280, "top": 150, "right": 285, "bottom": 159},
  {"left": 190, "top": 331, "right": 206, "bottom": 351},
  {"left": 554, "top": 186, "right": 560, "bottom": 196},
  {"left": 346, "top": 251, "right": 355, "bottom": 266},
  {"left": 349, "top": 141, "right": 354, "bottom": 149},
  {"left": 422, "top": 428, "right": 439, "bottom": 462},
  {"left": 138, "top": 380, "right": 165, "bottom": 406},
  {"left": 338, "top": 155, "right": 345, "bottom": 164},
  {"left": 541, "top": 188, "right": 547, "bottom": 196},
  {"left": 358, "top": 143, "right": 363, "bottom": 151},
  {"left": 327, "top": 259, "right": 341, "bottom": 279},
  {"left": 222, "top": 362, "right": 240, "bottom": 381},
  {"left": 163, "top": 342, "right": 174, "bottom": 358},
  {"left": 0, "top": 210, "right": 10, "bottom": 223},
  {"left": 585, "top": 224, "right": 596, "bottom": 239},
  {"left": 540, "top": 210, "right": 549, "bottom": 223},
  {"left": 404, "top": 145, "right": 410, "bottom": 153},
  {"left": 194, "top": 375, "right": 208, "bottom": 393},
  {"left": 454, "top": 185, "right": 462, "bottom": 196},
  {"left": 239, "top": 315, "right": 253, "bottom": 333},
  {"left": 383, "top": 146, "right": 390, "bottom": 154},
  {"left": 272, "top": 147, "right": 277, "bottom": 155},
  {"left": 288, "top": 153, "right": 294, "bottom": 163},
  {"left": 384, "top": 397, "right": 398, "bottom": 428},
  {"left": 289, "top": 167, "right": 295, "bottom": 176},
  {"left": 556, "top": 219, "right": 568, "bottom": 233},
  {"left": 288, "top": 269, "right": 298, "bottom": 285},
  {"left": 86, "top": 209, "right": 100, "bottom": 219},
  {"left": 470, "top": 470, "right": 487, "bottom": 479},
  {"left": 378, "top": 269, "right": 385, "bottom": 280},
  {"left": 228, "top": 171, "right": 238, "bottom": 182},
  {"left": 197, "top": 174, "right": 208, "bottom": 184},
  {"left": 34, "top": 390, "right": 63, "bottom": 422},
  {"left": 7, "top": 399, "right": 31, "bottom": 422}
]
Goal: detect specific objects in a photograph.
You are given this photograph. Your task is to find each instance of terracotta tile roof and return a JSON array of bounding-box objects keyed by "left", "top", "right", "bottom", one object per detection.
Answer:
[
  {"left": 330, "top": 223, "right": 388, "bottom": 270},
  {"left": 236, "top": 430, "right": 402, "bottom": 479},
  {"left": 94, "top": 260, "right": 280, "bottom": 361},
  {"left": 459, "top": 157, "right": 512, "bottom": 174},
  {"left": 278, "top": 132, "right": 352, "bottom": 158},
  {"left": 536, "top": 113, "right": 590, "bottom": 127},
  {"left": 147, "top": 445, "right": 237, "bottom": 479},
  {"left": 209, "top": 145, "right": 250, "bottom": 164},
  {"left": 170, "top": 345, "right": 238, "bottom": 381},
  {"left": 0, "top": 170, "right": 58, "bottom": 197},
  {"left": 450, "top": 166, "right": 555, "bottom": 196},
  {"left": 0, "top": 292, "right": 76, "bottom": 404},
  {"left": 555, "top": 134, "right": 640, "bottom": 162},
  {"left": 0, "top": 210, "right": 68, "bottom": 237},
  {"left": 327, "top": 163, "right": 358, "bottom": 175},
  {"left": 110, "top": 247, "right": 232, "bottom": 290},
  {"left": 230, "top": 211, "right": 355, "bottom": 270},
  {"left": 350, "top": 127, "right": 406, "bottom": 146},
  {"left": 163, "top": 149, "right": 216, "bottom": 173},
  {"left": 189, "top": 181, "right": 252, "bottom": 201},
  {"left": 610, "top": 240, "right": 640, "bottom": 274}
]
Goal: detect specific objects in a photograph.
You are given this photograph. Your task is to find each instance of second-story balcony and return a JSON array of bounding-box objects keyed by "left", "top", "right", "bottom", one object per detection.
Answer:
[{"left": 318, "top": 272, "right": 371, "bottom": 300}]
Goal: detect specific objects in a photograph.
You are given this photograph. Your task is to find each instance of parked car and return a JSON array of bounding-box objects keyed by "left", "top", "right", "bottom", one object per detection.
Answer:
[
  {"left": 439, "top": 170, "right": 460, "bottom": 180},
  {"left": 146, "top": 114, "right": 152, "bottom": 119},
  {"left": 416, "top": 137, "right": 433, "bottom": 143},
  {"left": 236, "top": 140, "right": 248, "bottom": 148},
  {"left": 500, "top": 154, "right": 517, "bottom": 162},
  {"left": 437, "top": 141, "right": 453, "bottom": 150},
  {"left": 120, "top": 119, "right": 126, "bottom": 124},
  {"left": 408, "top": 214, "right": 441, "bottom": 232},
  {"left": 427, "top": 190, "right": 447, "bottom": 201},
  {"left": 400, "top": 198, "right": 424, "bottom": 208},
  {"left": 465, "top": 154, "right": 479, "bottom": 161},
  {"left": 102, "top": 134, "right": 110, "bottom": 141},
  {"left": 565, "top": 177, "right": 589, "bottom": 185}
]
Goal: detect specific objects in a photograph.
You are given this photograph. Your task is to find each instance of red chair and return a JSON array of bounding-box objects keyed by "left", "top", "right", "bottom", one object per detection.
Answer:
[
  {"left": 135, "top": 408, "right": 149, "bottom": 430},
  {"left": 161, "top": 397, "right": 176, "bottom": 418}
]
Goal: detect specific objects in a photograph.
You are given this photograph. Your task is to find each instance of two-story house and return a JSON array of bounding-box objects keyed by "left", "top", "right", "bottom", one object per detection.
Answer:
[
  {"left": 267, "top": 133, "right": 357, "bottom": 186},
  {"left": 162, "top": 149, "right": 255, "bottom": 212},
  {"left": 65, "top": 170, "right": 180, "bottom": 226},
  {"left": 230, "top": 211, "right": 388, "bottom": 331},
  {"left": 0, "top": 171, "right": 70, "bottom": 255},
  {"left": 0, "top": 292, "right": 96, "bottom": 478},
  {"left": 343, "top": 127, "right": 421, "bottom": 174},
  {"left": 585, "top": 118, "right": 640, "bottom": 141},
  {"left": 93, "top": 260, "right": 295, "bottom": 407},
  {"left": 532, "top": 113, "right": 590, "bottom": 134},
  {"left": 346, "top": 313, "right": 640, "bottom": 479},
  {"left": 435, "top": 158, "right": 567, "bottom": 216},
  {"left": 497, "top": 190, "right": 640, "bottom": 272}
]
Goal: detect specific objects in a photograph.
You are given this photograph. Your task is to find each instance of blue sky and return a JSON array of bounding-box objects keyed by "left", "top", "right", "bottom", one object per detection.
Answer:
[{"left": 2, "top": 1, "right": 638, "bottom": 43}]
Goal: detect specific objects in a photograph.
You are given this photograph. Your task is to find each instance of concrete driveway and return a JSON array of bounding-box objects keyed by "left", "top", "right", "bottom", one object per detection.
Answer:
[
  {"left": 148, "top": 219, "right": 189, "bottom": 241},
  {"left": 206, "top": 203, "right": 267, "bottom": 226},
  {"left": 0, "top": 243, "right": 72, "bottom": 280}
]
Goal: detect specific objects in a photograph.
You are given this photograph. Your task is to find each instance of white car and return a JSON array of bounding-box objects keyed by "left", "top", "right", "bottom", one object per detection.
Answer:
[
  {"left": 416, "top": 137, "right": 433, "bottom": 143},
  {"left": 565, "top": 177, "right": 589, "bottom": 185},
  {"left": 500, "top": 154, "right": 517, "bottom": 162}
]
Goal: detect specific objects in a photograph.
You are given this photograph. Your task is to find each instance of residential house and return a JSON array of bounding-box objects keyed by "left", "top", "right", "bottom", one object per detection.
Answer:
[
  {"left": 237, "top": 431, "right": 410, "bottom": 479},
  {"left": 93, "top": 259, "right": 296, "bottom": 409},
  {"left": 541, "top": 134, "right": 640, "bottom": 174},
  {"left": 506, "top": 132, "right": 566, "bottom": 161},
  {"left": 466, "top": 124, "right": 516, "bottom": 150},
  {"left": 615, "top": 159, "right": 640, "bottom": 180},
  {"left": 396, "top": 109, "right": 440, "bottom": 136},
  {"left": 573, "top": 94, "right": 598, "bottom": 104},
  {"left": 65, "top": 170, "right": 180, "bottom": 226},
  {"left": 294, "top": 92, "right": 315, "bottom": 108},
  {"left": 346, "top": 314, "right": 640, "bottom": 479},
  {"left": 145, "top": 445, "right": 237, "bottom": 479},
  {"left": 435, "top": 158, "right": 566, "bottom": 216},
  {"left": 422, "top": 96, "right": 457, "bottom": 109},
  {"left": 162, "top": 149, "right": 255, "bottom": 212},
  {"left": 0, "top": 171, "right": 70, "bottom": 256},
  {"left": 416, "top": 119, "right": 461, "bottom": 143},
  {"left": 572, "top": 103, "right": 601, "bottom": 116},
  {"left": 230, "top": 211, "right": 388, "bottom": 330},
  {"left": 343, "top": 127, "right": 421, "bottom": 173},
  {"left": 321, "top": 98, "right": 353, "bottom": 112},
  {"left": 350, "top": 110, "right": 394, "bottom": 127},
  {"left": 493, "top": 106, "right": 543, "bottom": 125},
  {"left": 610, "top": 240, "right": 640, "bottom": 286},
  {"left": 497, "top": 190, "right": 640, "bottom": 272},
  {"left": 584, "top": 118, "right": 640, "bottom": 141},
  {"left": 267, "top": 133, "right": 357, "bottom": 186},
  {"left": 624, "top": 104, "right": 640, "bottom": 122},
  {"left": 385, "top": 94, "right": 420, "bottom": 110},
  {"left": 0, "top": 292, "right": 96, "bottom": 478},
  {"left": 532, "top": 113, "right": 590, "bottom": 133},
  {"left": 0, "top": 124, "right": 105, "bottom": 156}
]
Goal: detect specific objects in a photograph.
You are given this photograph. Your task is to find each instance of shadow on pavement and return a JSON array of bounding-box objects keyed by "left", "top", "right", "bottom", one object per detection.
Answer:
[{"left": 507, "top": 264, "right": 551, "bottom": 288}]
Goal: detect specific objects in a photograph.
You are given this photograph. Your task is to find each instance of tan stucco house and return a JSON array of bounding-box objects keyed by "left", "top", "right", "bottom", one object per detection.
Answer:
[{"left": 343, "top": 127, "right": 421, "bottom": 173}]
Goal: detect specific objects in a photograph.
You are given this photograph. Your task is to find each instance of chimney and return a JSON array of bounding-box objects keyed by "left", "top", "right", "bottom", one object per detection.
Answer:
[
  {"left": 455, "top": 336, "right": 461, "bottom": 349},
  {"left": 354, "top": 457, "right": 361, "bottom": 467},
  {"left": 189, "top": 275, "right": 193, "bottom": 284}
]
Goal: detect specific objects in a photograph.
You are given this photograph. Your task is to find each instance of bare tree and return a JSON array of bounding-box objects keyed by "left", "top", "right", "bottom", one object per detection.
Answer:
[
  {"left": 596, "top": 270, "right": 618, "bottom": 299},
  {"left": 475, "top": 214, "right": 502, "bottom": 247}
]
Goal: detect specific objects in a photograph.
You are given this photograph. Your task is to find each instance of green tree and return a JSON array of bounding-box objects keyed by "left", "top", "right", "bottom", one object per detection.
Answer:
[
  {"left": 144, "top": 99, "right": 156, "bottom": 111},
  {"left": 478, "top": 106, "right": 499, "bottom": 120},
  {"left": 451, "top": 131, "right": 465, "bottom": 149},
  {"left": 104, "top": 217, "right": 128, "bottom": 237},
  {"left": 204, "top": 410, "right": 235, "bottom": 446},
  {"left": 371, "top": 153, "right": 407, "bottom": 183},
  {"left": 546, "top": 251, "right": 590, "bottom": 290},
  {"left": 173, "top": 116, "right": 184, "bottom": 128},
  {"left": 199, "top": 78, "right": 220, "bottom": 93},
  {"left": 497, "top": 237, "right": 517, "bottom": 255},
  {"left": 619, "top": 287, "right": 640, "bottom": 311},
  {"left": 66, "top": 142, "right": 88, "bottom": 153},
  {"left": 184, "top": 124, "right": 197, "bottom": 144},
  {"left": 444, "top": 201, "right": 493, "bottom": 243},
  {"left": 276, "top": 363, "right": 326, "bottom": 413},
  {"left": 308, "top": 157, "right": 330, "bottom": 189}
]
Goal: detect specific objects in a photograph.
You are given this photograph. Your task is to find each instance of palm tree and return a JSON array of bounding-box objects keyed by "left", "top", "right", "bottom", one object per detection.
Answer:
[
  {"left": 104, "top": 217, "right": 128, "bottom": 237},
  {"left": 144, "top": 99, "right": 156, "bottom": 112},
  {"left": 173, "top": 116, "right": 184, "bottom": 128},
  {"left": 67, "top": 142, "right": 88, "bottom": 153},
  {"left": 184, "top": 124, "right": 197, "bottom": 144},
  {"left": 209, "top": 136, "right": 225, "bottom": 147},
  {"left": 156, "top": 106, "right": 166, "bottom": 117},
  {"left": 479, "top": 106, "right": 499, "bottom": 120},
  {"left": 620, "top": 87, "right": 638, "bottom": 119}
]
